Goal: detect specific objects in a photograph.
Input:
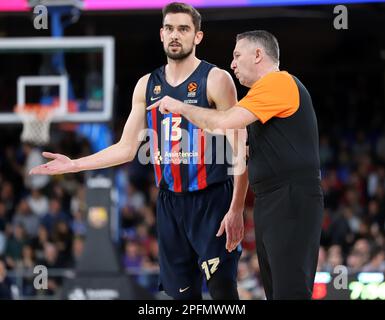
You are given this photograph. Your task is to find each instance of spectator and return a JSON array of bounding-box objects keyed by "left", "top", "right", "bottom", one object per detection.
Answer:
[
  {"left": 375, "top": 131, "right": 385, "bottom": 163},
  {"left": 123, "top": 240, "right": 144, "bottom": 271},
  {"left": 346, "top": 239, "right": 371, "bottom": 273},
  {"left": 27, "top": 188, "right": 49, "bottom": 218},
  {"left": 317, "top": 246, "right": 328, "bottom": 272},
  {"left": 319, "top": 135, "right": 333, "bottom": 166},
  {"left": 362, "top": 246, "right": 385, "bottom": 272},
  {"left": 328, "top": 206, "right": 355, "bottom": 252},
  {"left": 241, "top": 207, "right": 256, "bottom": 253},
  {"left": 0, "top": 181, "right": 16, "bottom": 218},
  {"left": 22, "top": 143, "right": 50, "bottom": 190},
  {"left": 370, "top": 223, "right": 385, "bottom": 248},
  {"left": 366, "top": 199, "right": 384, "bottom": 228},
  {"left": 4, "top": 224, "right": 28, "bottom": 269},
  {"left": 31, "top": 225, "right": 50, "bottom": 262},
  {"left": 325, "top": 245, "right": 344, "bottom": 273},
  {"left": 138, "top": 206, "right": 157, "bottom": 238},
  {"left": 121, "top": 206, "right": 141, "bottom": 230},
  {"left": 0, "top": 202, "right": 9, "bottom": 256},
  {"left": 248, "top": 254, "right": 265, "bottom": 300},
  {"left": 40, "top": 198, "right": 70, "bottom": 234},
  {"left": 12, "top": 199, "right": 40, "bottom": 238},
  {"left": 18, "top": 244, "right": 36, "bottom": 296},
  {"left": 0, "top": 260, "right": 12, "bottom": 300},
  {"left": 126, "top": 183, "right": 145, "bottom": 212},
  {"left": 367, "top": 167, "right": 385, "bottom": 198},
  {"left": 141, "top": 238, "right": 160, "bottom": 292},
  {"left": 237, "top": 258, "right": 260, "bottom": 300},
  {"left": 52, "top": 220, "right": 73, "bottom": 267},
  {"left": 68, "top": 236, "right": 85, "bottom": 268},
  {"left": 36, "top": 242, "right": 63, "bottom": 296},
  {"left": 322, "top": 170, "right": 343, "bottom": 211},
  {"left": 352, "top": 131, "right": 371, "bottom": 163},
  {"left": 70, "top": 210, "right": 87, "bottom": 237},
  {"left": 70, "top": 186, "right": 86, "bottom": 216}
]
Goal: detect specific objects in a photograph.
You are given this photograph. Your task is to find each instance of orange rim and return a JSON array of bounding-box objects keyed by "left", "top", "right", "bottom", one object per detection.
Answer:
[{"left": 14, "top": 104, "right": 58, "bottom": 120}]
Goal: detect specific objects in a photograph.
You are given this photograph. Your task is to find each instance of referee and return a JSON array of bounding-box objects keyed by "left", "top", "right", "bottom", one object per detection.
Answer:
[{"left": 149, "top": 30, "right": 324, "bottom": 299}]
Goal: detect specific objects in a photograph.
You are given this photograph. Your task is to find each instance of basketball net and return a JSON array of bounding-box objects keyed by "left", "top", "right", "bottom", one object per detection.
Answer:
[{"left": 15, "top": 104, "right": 57, "bottom": 146}]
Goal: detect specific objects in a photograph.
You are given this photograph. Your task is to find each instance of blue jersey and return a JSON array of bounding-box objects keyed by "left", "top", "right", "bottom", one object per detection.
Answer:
[{"left": 145, "top": 60, "right": 231, "bottom": 193}]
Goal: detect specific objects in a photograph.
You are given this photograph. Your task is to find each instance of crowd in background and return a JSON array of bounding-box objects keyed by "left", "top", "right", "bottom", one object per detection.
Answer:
[{"left": 1, "top": 74, "right": 385, "bottom": 300}]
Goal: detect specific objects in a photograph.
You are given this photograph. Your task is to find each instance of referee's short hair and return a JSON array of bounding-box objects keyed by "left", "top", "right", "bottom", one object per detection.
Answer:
[{"left": 236, "top": 30, "right": 280, "bottom": 65}]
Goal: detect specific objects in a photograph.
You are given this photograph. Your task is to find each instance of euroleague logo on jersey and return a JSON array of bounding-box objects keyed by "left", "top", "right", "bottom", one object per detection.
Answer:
[{"left": 187, "top": 82, "right": 198, "bottom": 97}]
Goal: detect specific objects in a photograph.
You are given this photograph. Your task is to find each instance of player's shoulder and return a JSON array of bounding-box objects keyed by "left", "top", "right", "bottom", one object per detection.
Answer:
[
  {"left": 132, "top": 73, "right": 151, "bottom": 101},
  {"left": 137, "top": 73, "right": 151, "bottom": 86},
  {"left": 207, "top": 66, "right": 234, "bottom": 84},
  {"left": 134, "top": 73, "right": 151, "bottom": 92},
  {"left": 206, "top": 66, "right": 237, "bottom": 107}
]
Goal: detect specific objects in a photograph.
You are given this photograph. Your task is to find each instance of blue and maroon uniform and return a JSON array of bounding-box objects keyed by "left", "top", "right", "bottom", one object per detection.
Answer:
[{"left": 145, "top": 60, "right": 241, "bottom": 298}]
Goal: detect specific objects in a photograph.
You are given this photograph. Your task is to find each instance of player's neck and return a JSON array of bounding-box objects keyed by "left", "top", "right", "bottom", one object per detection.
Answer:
[{"left": 165, "top": 55, "right": 201, "bottom": 87}]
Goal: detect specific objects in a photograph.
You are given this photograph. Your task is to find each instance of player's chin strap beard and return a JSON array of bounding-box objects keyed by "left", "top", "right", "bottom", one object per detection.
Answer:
[{"left": 166, "top": 48, "right": 194, "bottom": 61}]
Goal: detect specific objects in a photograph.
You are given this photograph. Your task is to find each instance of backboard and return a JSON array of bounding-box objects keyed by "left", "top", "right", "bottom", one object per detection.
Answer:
[{"left": 0, "top": 36, "right": 114, "bottom": 123}]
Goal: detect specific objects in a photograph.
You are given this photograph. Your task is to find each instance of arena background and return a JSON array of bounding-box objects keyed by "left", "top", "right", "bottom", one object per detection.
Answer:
[{"left": 0, "top": 0, "right": 385, "bottom": 300}]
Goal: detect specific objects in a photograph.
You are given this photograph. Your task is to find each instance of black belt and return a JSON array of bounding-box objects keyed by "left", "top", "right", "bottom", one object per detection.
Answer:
[{"left": 251, "top": 168, "right": 321, "bottom": 195}]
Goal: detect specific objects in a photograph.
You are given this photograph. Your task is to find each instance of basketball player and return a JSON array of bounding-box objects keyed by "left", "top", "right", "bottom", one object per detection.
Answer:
[{"left": 30, "top": 2, "right": 249, "bottom": 300}]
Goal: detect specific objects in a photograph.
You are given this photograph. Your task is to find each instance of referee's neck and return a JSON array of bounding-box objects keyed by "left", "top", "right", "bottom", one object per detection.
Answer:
[{"left": 255, "top": 65, "right": 280, "bottom": 82}]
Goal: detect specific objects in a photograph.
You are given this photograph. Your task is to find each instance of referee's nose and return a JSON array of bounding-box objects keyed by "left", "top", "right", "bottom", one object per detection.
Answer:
[{"left": 230, "top": 58, "right": 236, "bottom": 71}]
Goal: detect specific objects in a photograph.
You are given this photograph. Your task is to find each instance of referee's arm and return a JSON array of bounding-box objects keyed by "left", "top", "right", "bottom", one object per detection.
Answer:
[
  {"left": 147, "top": 97, "right": 258, "bottom": 130},
  {"left": 147, "top": 71, "right": 299, "bottom": 131}
]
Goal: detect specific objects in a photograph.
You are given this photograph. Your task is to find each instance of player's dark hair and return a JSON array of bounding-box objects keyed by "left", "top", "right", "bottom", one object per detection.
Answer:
[
  {"left": 162, "top": 2, "right": 201, "bottom": 32},
  {"left": 237, "top": 30, "right": 280, "bottom": 64}
]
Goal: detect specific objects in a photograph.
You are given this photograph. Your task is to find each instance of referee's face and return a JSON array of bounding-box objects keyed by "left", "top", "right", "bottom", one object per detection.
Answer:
[{"left": 231, "top": 38, "right": 260, "bottom": 88}]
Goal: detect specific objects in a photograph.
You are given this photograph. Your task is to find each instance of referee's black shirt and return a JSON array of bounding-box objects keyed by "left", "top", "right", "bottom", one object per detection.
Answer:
[{"left": 237, "top": 71, "right": 320, "bottom": 186}]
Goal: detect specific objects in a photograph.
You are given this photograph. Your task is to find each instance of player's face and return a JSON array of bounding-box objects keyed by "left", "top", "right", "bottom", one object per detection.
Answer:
[
  {"left": 231, "top": 38, "right": 261, "bottom": 88},
  {"left": 161, "top": 13, "right": 203, "bottom": 60}
]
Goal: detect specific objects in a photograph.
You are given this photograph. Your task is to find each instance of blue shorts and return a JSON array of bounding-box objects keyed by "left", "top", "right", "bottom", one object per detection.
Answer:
[{"left": 156, "top": 179, "right": 241, "bottom": 298}]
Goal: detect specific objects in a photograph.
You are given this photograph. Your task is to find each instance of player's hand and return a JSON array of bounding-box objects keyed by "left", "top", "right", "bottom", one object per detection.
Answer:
[
  {"left": 146, "top": 95, "right": 185, "bottom": 114},
  {"left": 216, "top": 208, "right": 244, "bottom": 253},
  {"left": 29, "top": 152, "right": 77, "bottom": 175}
]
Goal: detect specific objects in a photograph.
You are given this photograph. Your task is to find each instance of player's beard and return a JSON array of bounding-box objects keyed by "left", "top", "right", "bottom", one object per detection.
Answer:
[{"left": 164, "top": 42, "right": 194, "bottom": 60}]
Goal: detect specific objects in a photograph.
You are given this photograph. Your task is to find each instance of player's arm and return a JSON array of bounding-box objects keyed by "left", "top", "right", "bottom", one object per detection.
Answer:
[
  {"left": 207, "top": 68, "right": 249, "bottom": 253},
  {"left": 30, "top": 74, "right": 150, "bottom": 175}
]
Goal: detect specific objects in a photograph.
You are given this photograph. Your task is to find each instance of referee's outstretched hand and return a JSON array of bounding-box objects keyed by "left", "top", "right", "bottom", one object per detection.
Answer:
[{"left": 216, "top": 209, "right": 244, "bottom": 252}]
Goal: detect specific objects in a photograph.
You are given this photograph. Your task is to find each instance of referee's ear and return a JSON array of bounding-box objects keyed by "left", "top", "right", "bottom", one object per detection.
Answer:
[{"left": 254, "top": 47, "right": 263, "bottom": 64}]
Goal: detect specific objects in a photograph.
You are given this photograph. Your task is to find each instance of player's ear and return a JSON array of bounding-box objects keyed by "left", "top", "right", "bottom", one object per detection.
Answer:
[
  {"left": 194, "top": 30, "right": 204, "bottom": 45},
  {"left": 160, "top": 28, "right": 164, "bottom": 43}
]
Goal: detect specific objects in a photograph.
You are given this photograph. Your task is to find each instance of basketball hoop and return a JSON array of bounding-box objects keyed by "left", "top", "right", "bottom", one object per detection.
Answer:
[{"left": 15, "top": 104, "right": 58, "bottom": 146}]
